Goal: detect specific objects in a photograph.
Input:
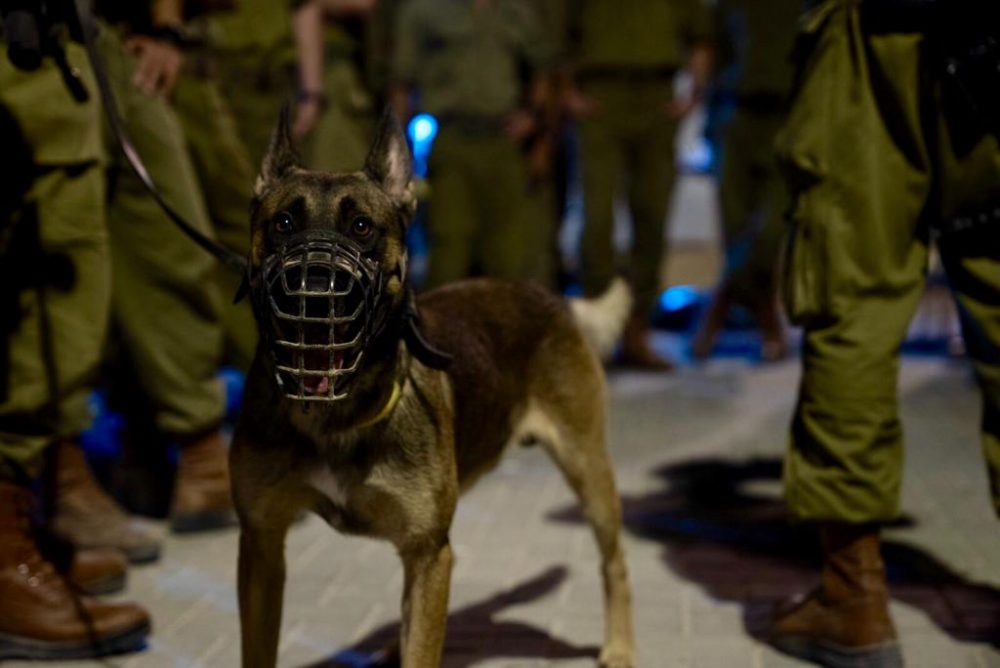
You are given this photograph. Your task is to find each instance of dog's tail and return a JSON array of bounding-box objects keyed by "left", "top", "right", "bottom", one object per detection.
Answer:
[{"left": 568, "top": 278, "right": 632, "bottom": 360}]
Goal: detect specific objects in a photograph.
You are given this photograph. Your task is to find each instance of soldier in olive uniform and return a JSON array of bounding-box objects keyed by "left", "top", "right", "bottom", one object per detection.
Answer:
[
  {"left": 173, "top": 2, "right": 261, "bottom": 370},
  {"left": 44, "top": 2, "right": 239, "bottom": 547},
  {"left": 0, "top": 35, "right": 151, "bottom": 659},
  {"left": 769, "top": 1, "right": 1000, "bottom": 664},
  {"left": 390, "top": 0, "right": 555, "bottom": 289},
  {"left": 690, "top": 0, "right": 800, "bottom": 362},
  {"left": 569, "top": 0, "right": 713, "bottom": 369},
  {"left": 205, "top": 0, "right": 298, "bottom": 165},
  {"left": 291, "top": 0, "right": 378, "bottom": 174}
]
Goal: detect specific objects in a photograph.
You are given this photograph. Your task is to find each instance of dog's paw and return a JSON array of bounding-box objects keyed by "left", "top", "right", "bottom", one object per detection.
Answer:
[{"left": 599, "top": 642, "right": 635, "bottom": 668}]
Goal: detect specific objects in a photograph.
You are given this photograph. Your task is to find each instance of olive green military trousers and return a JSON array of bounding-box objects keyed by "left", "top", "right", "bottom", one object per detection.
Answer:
[
  {"left": 579, "top": 77, "right": 678, "bottom": 316},
  {"left": 213, "top": 50, "right": 295, "bottom": 168},
  {"left": 779, "top": 0, "right": 1000, "bottom": 522},
  {"left": 0, "top": 45, "right": 109, "bottom": 478},
  {"left": 171, "top": 68, "right": 258, "bottom": 369},
  {"left": 718, "top": 108, "right": 787, "bottom": 310},
  {"left": 302, "top": 58, "right": 374, "bottom": 174},
  {"left": 423, "top": 127, "right": 532, "bottom": 288},
  {"left": 99, "top": 28, "right": 225, "bottom": 438}
]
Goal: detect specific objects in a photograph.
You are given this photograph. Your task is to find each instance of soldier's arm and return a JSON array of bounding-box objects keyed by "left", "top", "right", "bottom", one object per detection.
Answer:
[
  {"left": 670, "top": 0, "right": 715, "bottom": 120},
  {"left": 292, "top": 0, "right": 326, "bottom": 137},
  {"left": 388, "top": 1, "right": 421, "bottom": 121}
]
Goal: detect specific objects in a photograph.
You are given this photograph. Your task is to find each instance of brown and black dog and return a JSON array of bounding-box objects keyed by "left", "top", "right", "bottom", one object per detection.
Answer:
[{"left": 231, "top": 111, "right": 636, "bottom": 667}]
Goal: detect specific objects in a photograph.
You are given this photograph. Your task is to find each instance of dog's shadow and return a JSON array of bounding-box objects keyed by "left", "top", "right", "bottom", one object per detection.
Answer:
[
  {"left": 551, "top": 456, "right": 1000, "bottom": 648},
  {"left": 300, "top": 565, "right": 598, "bottom": 668}
]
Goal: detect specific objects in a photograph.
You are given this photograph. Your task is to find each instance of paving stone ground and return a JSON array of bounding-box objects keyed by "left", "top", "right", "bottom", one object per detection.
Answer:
[{"left": 12, "top": 341, "right": 1000, "bottom": 668}]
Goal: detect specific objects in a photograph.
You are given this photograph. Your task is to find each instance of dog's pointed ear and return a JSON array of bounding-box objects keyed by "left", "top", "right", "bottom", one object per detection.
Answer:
[
  {"left": 255, "top": 104, "right": 299, "bottom": 197},
  {"left": 364, "top": 109, "right": 413, "bottom": 209}
]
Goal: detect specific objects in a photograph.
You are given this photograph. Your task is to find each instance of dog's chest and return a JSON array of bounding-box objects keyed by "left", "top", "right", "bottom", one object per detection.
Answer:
[{"left": 307, "top": 468, "right": 354, "bottom": 531}]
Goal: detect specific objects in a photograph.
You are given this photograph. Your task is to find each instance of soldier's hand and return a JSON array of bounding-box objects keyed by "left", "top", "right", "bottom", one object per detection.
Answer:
[
  {"left": 293, "top": 97, "right": 324, "bottom": 138},
  {"left": 666, "top": 95, "right": 699, "bottom": 121},
  {"left": 126, "top": 36, "right": 184, "bottom": 98},
  {"left": 504, "top": 109, "right": 538, "bottom": 142},
  {"left": 565, "top": 87, "right": 598, "bottom": 119}
]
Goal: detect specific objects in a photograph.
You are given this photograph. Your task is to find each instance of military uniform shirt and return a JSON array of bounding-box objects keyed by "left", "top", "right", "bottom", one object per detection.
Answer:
[
  {"left": 393, "top": 0, "right": 554, "bottom": 118},
  {"left": 572, "top": 0, "right": 714, "bottom": 72}
]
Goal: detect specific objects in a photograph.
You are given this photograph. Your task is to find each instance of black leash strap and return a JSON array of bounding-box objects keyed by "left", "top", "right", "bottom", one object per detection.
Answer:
[{"left": 71, "top": 0, "right": 248, "bottom": 275}]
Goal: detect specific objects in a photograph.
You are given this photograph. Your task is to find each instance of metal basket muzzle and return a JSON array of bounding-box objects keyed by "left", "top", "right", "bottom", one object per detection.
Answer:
[{"left": 258, "top": 233, "right": 383, "bottom": 402}]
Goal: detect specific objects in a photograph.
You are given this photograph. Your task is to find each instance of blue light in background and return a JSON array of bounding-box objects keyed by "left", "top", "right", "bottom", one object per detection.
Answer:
[
  {"left": 410, "top": 114, "right": 437, "bottom": 144},
  {"left": 407, "top": 113, "right": 438, "bottom": 178},
  {"left": 659, "top": 285, "right": 700, "bottom": 313}
]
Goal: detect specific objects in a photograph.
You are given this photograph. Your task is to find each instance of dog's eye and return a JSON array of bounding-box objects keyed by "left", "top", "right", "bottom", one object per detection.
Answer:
[
  {"left": 274, "top": 212, "right": 294, "bottom": 234},
  {"left": 351, "top": 217, "right": 373, "bottom": 239}
]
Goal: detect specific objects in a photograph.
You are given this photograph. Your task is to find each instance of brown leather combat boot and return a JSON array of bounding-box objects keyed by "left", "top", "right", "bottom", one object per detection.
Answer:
[
  {"left": 170, "top": 429, "right": 237, "bottom": 533},
  {"left": 68, "top": 548, "right": 128, "bottom": 596},
  {"left": 0, "top": 480, "right": 150, "bottom": 660},
  {"left": 768, "top": 523, "right": 902, "bottom": 667},
  {"left": 619, "top": 314, "right": 675, "bottom": 371},
  {"left": 50, "top": 440, "right": 161, "bottom": 564}
]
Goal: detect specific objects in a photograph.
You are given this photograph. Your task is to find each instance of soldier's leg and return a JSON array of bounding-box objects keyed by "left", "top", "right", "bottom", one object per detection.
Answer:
[
  {"left": 727, "top": 112, "right": 789, "bottom": 360},
  {"left": 692, "top": 110, "right": 756, "bottom": 359},
  {"left": 935, "top": 125, "right": 1000, "bottom": 517},
  {"left": 618, "top": 82, "right": 678, "bottom": 370},
  {"left": 172, "top": 70, "right": 258, "bottom": 369},
  {"left": 0, "top": 46, "right": 151, "bottom": 660},
  {"left": 423, "top": 130, "right": 478, "bottom": 289},
  {"left": 99, "top": 29, "right": 235, "bottom": 533},
  {"left": 626, "top": 87, "right": 677, "bottom": 319},
  {"left": 98, "top": 28, "right": 225, "bottom": 440},
  {"left": 579, "top": 114, "right": 625, "bottom": 298},
  {"left": 941, "top": 229, "right": 1000, "bottom": 517},
  {"left": 0, "top": 111, "right": 108, "bottom": 480},
  {"left": 479, "top": 136, "right": 533, "bottom": 281}
]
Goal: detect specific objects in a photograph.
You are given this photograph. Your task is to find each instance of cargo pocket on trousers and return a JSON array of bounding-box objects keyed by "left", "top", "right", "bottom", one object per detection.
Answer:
[{"left": 775, "top": 0, "right": 851, "bottom": 326}]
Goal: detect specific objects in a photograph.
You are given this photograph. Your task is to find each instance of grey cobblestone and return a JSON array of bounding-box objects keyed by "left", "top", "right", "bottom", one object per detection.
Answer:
[{"left": 8, "top": 355, "right": 1000, "bottom": 667}]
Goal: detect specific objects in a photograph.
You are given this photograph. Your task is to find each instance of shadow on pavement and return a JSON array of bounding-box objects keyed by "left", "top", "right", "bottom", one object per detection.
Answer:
[
  {"left": 551, "top": 457, "right": 1000, "bottom": 647},
  {"left": 301, "top": 565, "right": 598, "bottom": 667}
]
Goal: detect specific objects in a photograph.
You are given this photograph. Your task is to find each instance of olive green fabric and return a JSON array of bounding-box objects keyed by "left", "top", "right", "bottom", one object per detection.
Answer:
[
  {"left": 714, "top": 0, "right": 799, "bottom": 97},
  {"left": 717, "top": 109, "right": 788, "bottom": 308},
  {"left": 212, "top": 51, "right": 296, "bottom": 168},
  {"left": 171, "top": 68, "right": 259, "bottom": 369},
  {"left": 303, "top": 57, "right": 375, "bottom": 174},
  {"left": 0, "top": 44, "right": 109, "bottom": 478},
  {"left": 392, "top": 0, "right": 553, "bottom": 118},
  {"left": 98, "top": 28, "right": 226, "bottom": 437},
  {"left": 202, "top": 1, "right": 297, "bottom": 166},
  {"left": 423, "top": 129, "right": 531, "bottom": 288},
  {"left": 712, "top": 0, "right": 798, "bottom": 309},
  {"left": 579, "top": 78, "right": 678, "bottom": 315},
  {"left": 571, "top": 0, "right": 713, "bottom": 72},
  {"left": 779, "top": 0, "right": 1000, "bottom": 522},
  {"left": 203, "top": 0, "right": 296, "bottom": 52}
]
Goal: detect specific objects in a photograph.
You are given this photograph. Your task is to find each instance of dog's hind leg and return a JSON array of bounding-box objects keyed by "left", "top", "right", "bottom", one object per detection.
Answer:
[{"left": 532, "top": 406, "right": 636, "bottom": 668}]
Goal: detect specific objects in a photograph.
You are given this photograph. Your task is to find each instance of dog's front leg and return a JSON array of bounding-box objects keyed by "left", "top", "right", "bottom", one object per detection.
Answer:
[
  {"left": 238, "top": 524, "right": 290, "bottom": 668},
  {"left": 398, "top": 539, "right": 454, "bottom": 667}
]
